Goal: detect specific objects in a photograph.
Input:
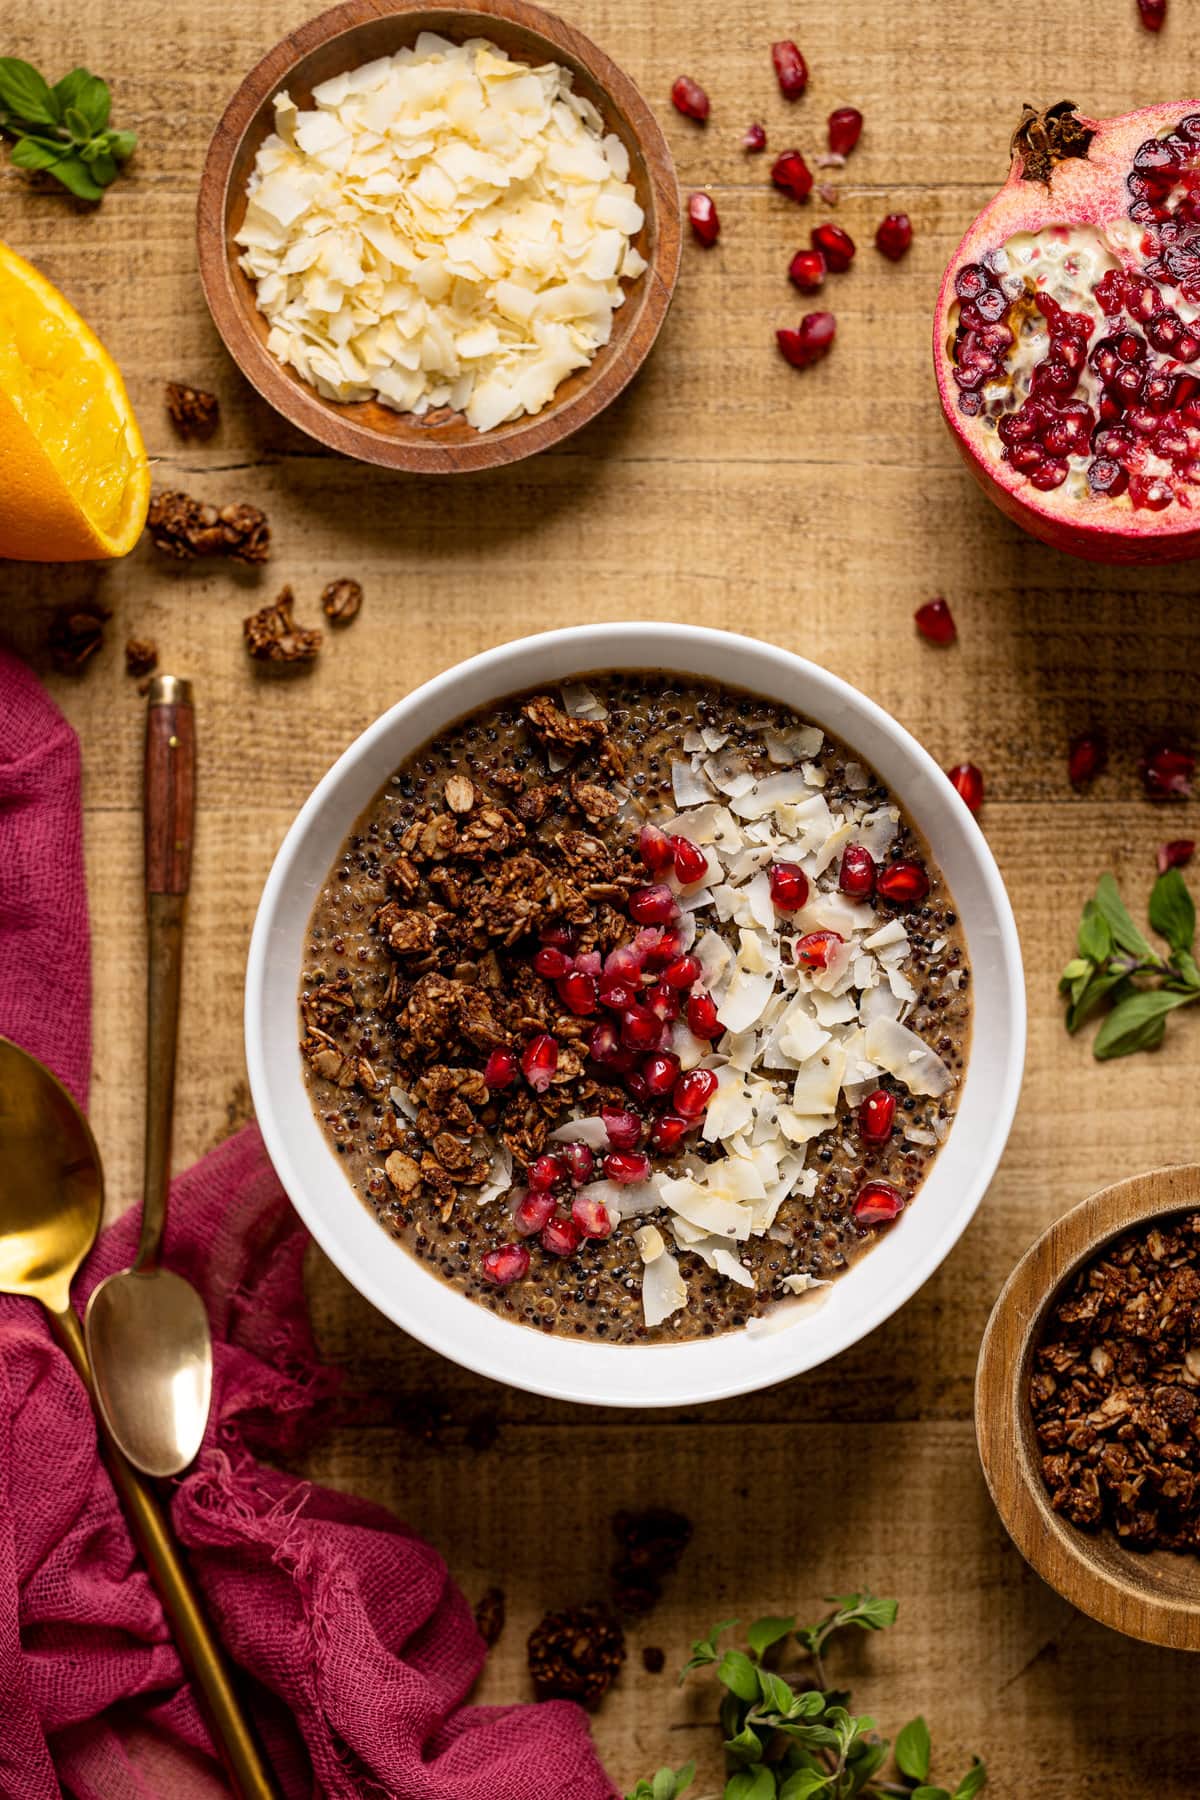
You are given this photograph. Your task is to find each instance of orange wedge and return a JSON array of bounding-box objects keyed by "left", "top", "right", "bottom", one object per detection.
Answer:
[{"left": 0, "top": 239, "right": 150, "bottom": 561}]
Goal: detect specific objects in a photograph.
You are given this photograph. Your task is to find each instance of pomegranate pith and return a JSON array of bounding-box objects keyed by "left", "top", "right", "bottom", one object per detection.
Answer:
[
  {"left": 688, "top": 192, "right": 720, "bottom": 247},
  {"left": 876, "top": 213, "right": 913, "bottom": 259},
  {"left": 671, "top": 76, "right": 709, "bottom": 122},
  {"left": 771, "top": 41, "right": 808, "bottom": 101},
  {"left": 914, "top": 597, "right": 957, "bottom": 643},
  {"left": 828, "top": 107, "right": 863, "bottom": 157}
]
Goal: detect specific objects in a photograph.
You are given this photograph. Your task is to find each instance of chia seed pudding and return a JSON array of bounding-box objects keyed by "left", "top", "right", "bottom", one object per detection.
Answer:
[{"left": 300, "top": 673, "right": 972, "bottom": 1343}]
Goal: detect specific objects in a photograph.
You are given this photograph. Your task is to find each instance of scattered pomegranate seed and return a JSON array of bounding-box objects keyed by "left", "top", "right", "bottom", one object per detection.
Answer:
[
  {"left": 636, "top": 926, "right": 681, "bottom": 964},
  {"left": 794, "top": 929, "right": 844, "bottom": 970},
  {"left": 541, "top": 1214, "right": 582, "bottom": 1257},
  {"left": 1143, "top": 745, "right": 1195, "bottom": 800},
  {"left": 481, "top": 1243, "right": 530, "bottom": 1285},
  {"left": 620, "top": 1007, "right": 661, "bottom": 1050},
  {"left": 686, "top": 991, "right": 721, "bottom": 1039},
  {"left": 514, "top": 1192, "right": 557, "bottom": 1237},
  {"left": 789, "top": 248, "right": 826, "bottom": 292},
  {"left": 643, "top": 1051, "right": 682, "bottom": 1096},
  {"left": 650, "top": 1113, "right": 690, "bottom": 1153},
  {"left": 572, "top": 1195, "right": 613, "bottom": 1239},
  {"left": 590, "top": 1019, "right": 630, "bottom": 1069},
  {"left": 877, "top": 860, "right": 930, "bottom": 905},
  {"left": 914, "top": 597, "right": 956, "bottom": 644},
  {"left": 646, "top": 980, "right": 681, "bottom": 1023},
  {"left": 483, "top": 1047, "right": 518, "bottom": 1088},
  {"left": 838, "top": 844, "right": 876, "bottom": 898},
  {"left": 812, "top": 222, "right": 855, "bottom": 272},
  {"left": 947, "top": 762, "right": 985, "bottom": 812},
  {"left": 1068, "top": 732, "right": 1106, "bottom": 789},
  {"left": 1158, "top": 838, "right": 1195, "bottom": 872},
  {"left": 771, "top": 40, "right": 808, "bottom": 100},
  {"left": 534, "top": 945, "right": 572, "bottom": 978},
  {"left": 743, "top": 122, "right": 767, "bottom": 153},
  {"left": 638, "top": 823, "right": 675, "bottom": 873},
  {"left": 768, "top": 860, "right": 810, "bottom": 910},
  {"left": 827, "top": 107, "right": 863, "bottom": 156},
  {"left": 557, "top": 969, "right": 598, "bottom": 1015},
  {"left": 604, "top": 1150, "right": 651, "bottom": 1185},
  {"left": 671, "top": 834, "right": 709, "bottom": 884},
  {"left": 777, "top": 312, "right": 836, "bottom": 369},
  {"left": 561, "top": 1140, "right": 595, "bottom": 1186},
  {"left": 859, "top": 1090, "right": 896, "bottom": 1145},
  {"left": 599, "top": 974, "right": 637, "bottom": 1011},
  {"left": 521, "top": 1032, "right": 558, "bottom": 1093},
  {"left": 1138, "top": 0, "right": 1166, "bottom": 27},
  {"left": 673, "top": 1067, "right": 718, "bottom": 1117},
  {"left": 688, "top": 191, "right": 720, "bottom": 247},
  {"left": 853, "top": 1180, "right": 905, "bottom": 1226},
  {"left": 671, "top": 75, "right": 709, "bottom": 121},
  {"left": 771, "top": 150, "right": 814, "bottom": 203},
  {"left": 528, "top": 1153, "right": 566, "bottom": 1192},
  {"left": 875, "top": 212, "right": 913, "bottom": 260},
  {"left": 662, "top": 954, "right": 701, "bottom": 990},
  {"left": 629, "top": 884, "right": 679, "bottom": 924},
  {"left": 602, "top": 1108, "right": 643, "bottom": 1150}
]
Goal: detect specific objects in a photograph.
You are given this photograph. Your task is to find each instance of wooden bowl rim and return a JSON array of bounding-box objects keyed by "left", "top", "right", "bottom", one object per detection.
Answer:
[
  {"left": 196, "top": 0, "right": 681, "bottom": 473},
  {"left": 976, "top": 1164, "right": 1200, "bottom": 1651}
]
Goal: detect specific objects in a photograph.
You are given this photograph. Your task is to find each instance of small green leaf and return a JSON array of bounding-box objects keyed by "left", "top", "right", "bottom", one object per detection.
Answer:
[
  {"left": 1061, "top": 957, "right": 1092, "bottom": 984},
  {"left": 649, "top": 1764, "right": 694, "bottom": 1800},
  {"left": 788, "top": 1690, "right": 825, "bottom": 1720},
  {"left": 63, "top": 105, "right": 92, "bottom": 141},
  {"left": 836, "top": 1593, "right": 898, "bottom": 1633},
  {"left": 1077, "top": 901, "right": 1112, "bottom": 964},
  {"left": 71, "top": 73, "right": 110, "bottom": 134},
  {"left": 80, "top": 149, "right": 117, "bottom": 185},
  {"left": 895, "top": 1716, "right": 932, "bottom": 1782},
  {"left": 9, "top": 136, "right": 67, "bottom": 171},
  {"left": 725, "top": 1770, "right": 776, "bottom": 1800},
  {"left": 44, "top": 154, "right": 105, "bottom": 201},
  {"left": 746, "top": 1615, "right": 796, "bottom": 1661},
  {"left": 756, "top": 1668, "right": 796, "bottom": 1715},
  {"left": 779, "top": 1774, "right": 829, "bottom": 1800},
  {"left": 1092, "top": 873, "right": 1156, "bottom": 961},
  {"left": 718, "top": 1650, "right": 762, "bottom": 1702},
  {"left": 1093, "top": 986, "right": 1196, "bottom": 1059},
  {"left": 1150, "top": 868, "right": 1196, "bottom": 957},
  {"left": 724, "top": 1724, "right": 766, "bottom": 1766},
  {"left": 52, "top": 68, "right": 92, "bottom": 114},
  {"left": 106, "top": 127, "right": 137, "bottom": 161},
  {"left": 0, "top": 58, "right": 59, "bottom": 126},
  {"left": 953, "top": 1762, "right": 987, "bottom": 1799},
  {"left": 1066, "top": 967, "right": 1130, "bottom": 1033},
  {"left": 910, "top": 1789, "right": 952, "bottom": 1800}
]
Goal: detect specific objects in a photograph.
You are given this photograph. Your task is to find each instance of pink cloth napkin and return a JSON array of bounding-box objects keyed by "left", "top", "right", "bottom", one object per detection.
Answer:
[{"left": 0, "top": 648, "right": 617, "bottom": 1800}]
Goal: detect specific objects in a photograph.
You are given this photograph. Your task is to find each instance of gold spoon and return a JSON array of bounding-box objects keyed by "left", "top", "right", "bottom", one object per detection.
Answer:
[
  {"left": 86, "top": 676, "right": 214, "bottom": 1478},
  {"left": 0, "top": 1035, "right": 277, "bottom": 1799}
]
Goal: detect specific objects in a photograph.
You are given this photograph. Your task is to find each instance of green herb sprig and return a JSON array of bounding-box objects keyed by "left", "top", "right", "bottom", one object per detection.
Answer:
[
  {"left": 626, "top": 1596, "right": 985, "bottom": 1800},
  {"left": 1061, "top": 868, "right": 1200, "bottom": 1059},
  {"left": 0, "top": 59, "right": 135, "bottom": 201}
]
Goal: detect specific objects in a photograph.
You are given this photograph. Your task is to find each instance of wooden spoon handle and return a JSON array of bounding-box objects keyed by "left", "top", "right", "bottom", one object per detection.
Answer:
[{"left": 144, "top": 675, "right": 195, "bottom": 897}]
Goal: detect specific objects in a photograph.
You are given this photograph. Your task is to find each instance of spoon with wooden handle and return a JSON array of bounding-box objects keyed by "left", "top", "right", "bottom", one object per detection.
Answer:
[{"left": 86, "top": 676, "right": 214, "bottom": 1478}]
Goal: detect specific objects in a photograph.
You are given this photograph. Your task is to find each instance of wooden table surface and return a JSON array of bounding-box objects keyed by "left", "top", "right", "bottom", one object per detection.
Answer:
[{"left": 3, "top": 1, "right": 1199, "bottom": 1791}]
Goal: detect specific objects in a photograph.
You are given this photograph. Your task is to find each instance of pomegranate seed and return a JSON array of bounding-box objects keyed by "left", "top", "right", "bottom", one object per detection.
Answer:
[
  {"left": 839, "top": 844, "right": 876, "bottom": 898},
  {"left": 539, "top": 924, "right": 574, "bottom": 950},
  {"left": 794, "top": 929, "right": 844, "bottom": 970},
  {"left": 789, "top": 248, "right": 826, "bottom": 292},
  {"left": 483, "top": 1047, "right": 518, "bottom": 1089},
  {"left": 771, "top": 40, "right": 808, "bottom": 100},
  {"left": 629, "top": 884, "right": 679, "bottom": 924},
  {"left": 625, "top": 1072, "right": 650, "bottom": 1103},
  {"left": 688, "top": 191, "right": 720, "bottom": 247},
  {"left": 638, "top": 823, "right": 675, "bottom": 873},
  {"left": 877, "top": 860, "right": 930, "bottom": 905},
  {"left": 604, "top": 1151, "right": 651, "bottom": 1185},
  {"left": 771, "top": 150, "right": 814, "bottom": 203},
  {"left": 768, "top": 861, "right": 810, "bottom": 910},
  {"left": 662, "top": 954, "right": 701, "bottom": 990},
  {"left": 646, "top": 981, "right": 681, "bottom": 1023},
  {"left": 558, "top": 969, "right": 598, "bottom": 1015},
  {"left": 812, "top": 222, "right": 856, "bottom": 272},
  {"left": 859, "top": 1090, "right": 896, "bottom": 1145},
  {"left": 853, "top": 1180, "right": 905, "bottom": 1227},
  {"left": 673, "top": 1067, "right": 718, "bottom": 1117},
  {"left": 1143, "top": 745, "right": 1195, "bottom": 800},
  {"left": 947, "top": 762, "right": 985, "bottom": 812},
  {"left": 481, "top": 1244, "right": 530, "bottom": 1285},
  {"left": 1068, "top": 732, "right": 1106, "bottom": 788},
  {"left": 635, "top": 926, "right": 681, "bottom": 964},
  {"left": 914, "top": 597, "right": 956, "bottom": 644},
  {"left": 599, "top": 975, "right": 637, "bottom": 1011},
  {"left": 875, "top": 212, "right": 913, "bottom": 260},
  {"left": 777, "top": 312, "right": 836, "bottom": 369},
  {"left": 650, "top": 1113, "right": 690, "bottom": 1153},
  {"left": 521, "top": 1032, "right": 558, "bottom": 1093},
  {"left": 620, "top": 1007, "right": 660, "bottom": 1050},
  {"left": 514, "top": 1192, "right": 556, "bottom": 1237},
  {"left": 590, "top": 1020, "right": 632, "bottom": 1071},
  {"left": 1159, "top": 839, "right": 1195, "bottom": 872},
  {"left": 602, "top": 1108, "right": 643, "bottom": 1150},
  {"left": 561, "top": 1140, "right": 595, "bottom": 1186},
  {"left": 671, "top": 75, "right": 709, "bottom": 121},
  {"left": 540, "top": 1214, "right": 582, "bottom": 1257},
  {"left": 529, "top": 1153, "right": 568, "bottom": 1192},
  {"left": 1138, "top": 0, "right": 1166, "bottom": 27},
  {"left": 534, "top": 945, "right": 572, "bottom": 978},
  {"left": 827, "top": 107, "right": 863, "bottom": 157},
  {"left": 743, "top": 122, "right": 767, "bottom": 153},
  {"left": 671, "top": 835, "right": 709, "bottom": 884},
  {"left": 574, "top": 950, "right": 601, "bottom": 976},
  {"left": 642, "top": 1051, "right": 682, "bottom": 1096},
  {"left": 572, "top": 1194, "right": 613, "bottom": 1240},
  {"left": 687, "top": 991, "right": 721, "bottom": 1039}
]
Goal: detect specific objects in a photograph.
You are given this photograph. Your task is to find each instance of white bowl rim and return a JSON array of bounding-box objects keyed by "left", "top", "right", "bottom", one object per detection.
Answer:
[{"left": 245, "top": 624, "right": 1026, "bottom": 1407}]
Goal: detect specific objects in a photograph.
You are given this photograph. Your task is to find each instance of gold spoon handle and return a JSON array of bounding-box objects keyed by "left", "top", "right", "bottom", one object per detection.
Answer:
[{"left": 48, "top": 1303, "right": 279, "bottom": 1800}]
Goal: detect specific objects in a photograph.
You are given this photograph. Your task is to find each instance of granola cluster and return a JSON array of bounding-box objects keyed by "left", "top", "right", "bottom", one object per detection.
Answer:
[
  {"left": 164, "top": 382, "right": 220, "bottom": 440},
  {"left": 1031, "top": 1211, "right": 1200, "bottom": 1552},
  {"left": 147, "top": 490, "right": 270, "bottom": 563}
]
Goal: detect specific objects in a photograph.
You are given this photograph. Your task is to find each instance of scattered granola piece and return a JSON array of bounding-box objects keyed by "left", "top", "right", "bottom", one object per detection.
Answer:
[
  {"left": 384, "top": 1151, "right": 423, "bottom": 1197},
  {"left": 611, "top": 1507, "right": 693, "bottom": 1615},
  {"left": 148, "top": 490, "right": 270, "bottom": 563},
  {"left": 321, "top": 577, "right": 364, "bottom": 624},
  {"left": 641, "top": 1646, "right": 666, "bottom": 1674},
  {"left": 243, "top": 587, "right": 322, "bottom": 664},
  {"left": 527, "top": 1604, "right": 626, "bottom": 1705},
  {"left": 164, "top": 382, "right": 220, "bottom": 440},
  {"left": 444, "top": 774, "right": 476, "bottom": 814},
  {"left": 48, "top": 603, "right": 110, "bottom": 673},
  {"left": 124, "top": 637, "right": 158, "bottom": 678},
  {"left": 475, "top": 1586, "right": 506, "bottom": 1649}
]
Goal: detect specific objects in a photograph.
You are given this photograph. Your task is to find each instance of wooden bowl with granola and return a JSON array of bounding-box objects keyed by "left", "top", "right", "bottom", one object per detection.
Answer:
[{"left": 977, "top": 1165, "right": 1200, "bottom": 1651}]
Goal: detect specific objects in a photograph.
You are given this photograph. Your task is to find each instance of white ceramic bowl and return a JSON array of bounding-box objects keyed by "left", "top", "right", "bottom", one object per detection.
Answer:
[{"left": 246, "top": 624, "right": 1026, "bottom": 1407}]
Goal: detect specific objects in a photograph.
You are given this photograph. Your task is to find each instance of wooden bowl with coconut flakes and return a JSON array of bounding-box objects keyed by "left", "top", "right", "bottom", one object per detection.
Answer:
[{"left": 197, "top": 0, "right": 680, "bottom": 474}]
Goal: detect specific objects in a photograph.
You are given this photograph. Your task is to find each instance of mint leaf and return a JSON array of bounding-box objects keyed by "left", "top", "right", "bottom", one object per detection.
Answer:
[
  {"left": 106, "top": 127, "right": 137, "bottom": 161},
  {"left": 9, "top": 137, "right": 66, "bottom": 171},
  {"left": 71, "top": 73, "right": 110, "bottom": 135},
  {"left": 1150, "top": 868, "right": 1196, "bottom": 958},
  {"left": 52, "top": 68, "right": 92, "bottom": 113},
  {"left": 44, "top": 154, "right": 106, "bottom": 201},
  {"left": 1093, "top": 987, "right": 1197, "bottom": 1059},
  {"left": 725, "top": 1770, "right": 776, "bottom": 1800},
  {"left": 747, "top": 1615, "right": 795, "bottom": 1661},
  {"left": 718, "top": 1649, "right": 761, "bottom": 1702},
  {"left": 779, "top": 1774, "right": 829, "bottom": 1800},
  {"left": 1077, "top": 901, "right": 1112, "bottom": 964},
  {"left": 0, "top": 58, "right": 58, "bottom": 125},
  {"left": 1092, "top": 873, "right": 1156, "bottom": 961},
  {"left": 895, "top": 1716, "right": 932, "bottom": 1782},
  {"left": 953, "top": 1761, "right": 987, "bottom": 1798},
  {"left": 1066, "top": 966, "right": 1130, "bottom": 1033}
]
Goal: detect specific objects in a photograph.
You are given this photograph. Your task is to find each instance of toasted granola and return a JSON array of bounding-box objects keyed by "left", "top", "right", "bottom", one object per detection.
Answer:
[
  {"left": 320, "top": 578, "right": 364, "bottom": 624},
  {"left": 244, "top": 587, "right": 322, "bottom": 664},
  {"left": 165, "top": 383, "right": 220, "bottom": 440},
  {"left": 124, "top": 637, "right": 159, "bottom": 678},
  {"left": 48, "top": 603, "right": 109, "bottom": 673},
  {"left": 148, "top": 490, "right": 270, "bottom": 563}
]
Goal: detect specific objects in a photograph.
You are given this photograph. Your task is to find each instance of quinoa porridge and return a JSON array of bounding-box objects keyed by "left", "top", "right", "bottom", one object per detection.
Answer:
[{"left": 299, "top": 673, "right": 972, "bottom": 1343}]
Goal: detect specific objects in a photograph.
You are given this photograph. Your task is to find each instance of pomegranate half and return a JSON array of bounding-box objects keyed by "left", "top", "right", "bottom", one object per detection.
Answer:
[{"left": 934, "top": 100, "right": 1200, "bottom": 562}]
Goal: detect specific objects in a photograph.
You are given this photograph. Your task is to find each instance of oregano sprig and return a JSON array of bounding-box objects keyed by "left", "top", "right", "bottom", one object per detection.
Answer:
[
  {"left": 1060, "top": 868, "right": 1200, "bottom": 1059},
  {"left": 0, "top": 59, "right": 135, "bottom": 201}
]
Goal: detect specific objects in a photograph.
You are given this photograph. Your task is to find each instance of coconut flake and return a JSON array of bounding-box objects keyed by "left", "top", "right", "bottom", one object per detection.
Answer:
[
  {"left": 642, "top": 1247, "right": 687, "bottom": 1327},
  {"left": 863, "top": 1016, "right": 953, "bottom": 1097}
]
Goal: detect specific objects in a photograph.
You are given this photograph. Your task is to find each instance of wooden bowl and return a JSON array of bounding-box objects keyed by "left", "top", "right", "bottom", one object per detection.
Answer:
[
  {"left": 976, "top": 1166, "right": 1200, "bottom": 1651},
  {"left": 197, "top": 0, "right": 680, "bottom": 473}
]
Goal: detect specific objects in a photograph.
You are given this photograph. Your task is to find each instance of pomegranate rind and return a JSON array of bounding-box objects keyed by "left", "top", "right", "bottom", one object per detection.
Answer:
[{"left": 934, "top": 100, "right": 1200, "bottom": 564}]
